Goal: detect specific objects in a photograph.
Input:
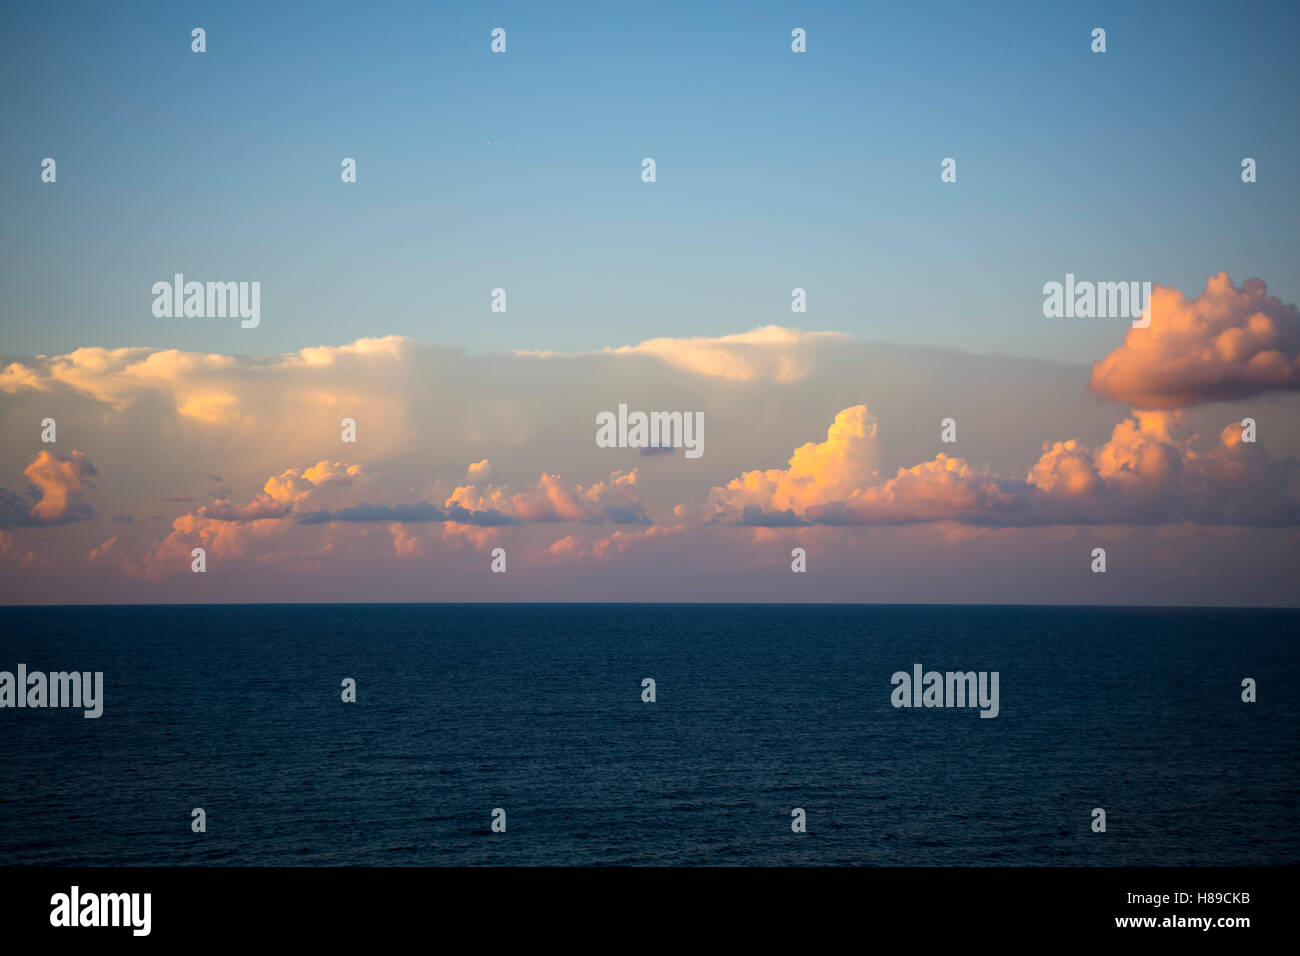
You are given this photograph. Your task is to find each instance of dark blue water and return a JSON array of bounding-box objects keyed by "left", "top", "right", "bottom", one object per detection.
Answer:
[{"left": 0, "top": 604, "right": 1295, "bottom": 866}]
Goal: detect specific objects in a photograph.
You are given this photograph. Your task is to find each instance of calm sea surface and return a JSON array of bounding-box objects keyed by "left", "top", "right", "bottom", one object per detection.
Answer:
[{"left": 0, "top": 604, "right": 1295, "bottom": 865}]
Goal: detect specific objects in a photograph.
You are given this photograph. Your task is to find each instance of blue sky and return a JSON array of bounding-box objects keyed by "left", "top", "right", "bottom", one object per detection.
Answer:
[{"left": 2, "top": 0, "right": 1298, "bottom": 363}]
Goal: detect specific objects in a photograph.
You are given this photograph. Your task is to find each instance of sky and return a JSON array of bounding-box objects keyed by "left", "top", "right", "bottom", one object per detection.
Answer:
[{"left": 1, "top": 1, "right": 1298, "bottom": 605}]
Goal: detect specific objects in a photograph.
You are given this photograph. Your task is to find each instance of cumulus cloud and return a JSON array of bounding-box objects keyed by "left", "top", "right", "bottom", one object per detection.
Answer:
[
  {"left": 185, "top": 460, "right": 365, "bottom": 522},
  {"left": 262, "top": 461, "right": 363, "bottom": 506},
  {"left": 0, "top": 450, "right": 97, "bottom": 526},
  {"left": 706, "top": 405, "right": 880, "bottom": 520},
  {"left": 24, "top": 450, "right": 97, "bottom": 522},
  {"left": 388, "top": 523, "right": 423, "bottom": 557},
  {"left": 118, "top": 460, "right": 656, "bottom": 579},
  {"left": 814, "top": 455, "right": 1022, "bottom": 525},
  {"left": 445, "top": 469, "right": 648, "bottom": 525},
  {"left": 1090, "top": 274, "right": 1300, "bottom": 408},
  {"left": 709, "top": 405, "right": 1300, "bottom": 527},
  {"left": 112, "top": 460, "right": 369, "bottom": 575},
  {"left": 1022, "top": 410, "right": 1300, "bottom": 526}
]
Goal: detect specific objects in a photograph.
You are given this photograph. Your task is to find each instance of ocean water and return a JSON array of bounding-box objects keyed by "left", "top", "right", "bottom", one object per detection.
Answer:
[{"left": 0, "top": 604, "right": 1295, "bottom": 866}]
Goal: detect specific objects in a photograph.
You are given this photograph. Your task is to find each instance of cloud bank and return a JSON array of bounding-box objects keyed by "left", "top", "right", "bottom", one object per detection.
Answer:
[{"left": 2, "top": 275, "right": 1298, "bottom": 604}]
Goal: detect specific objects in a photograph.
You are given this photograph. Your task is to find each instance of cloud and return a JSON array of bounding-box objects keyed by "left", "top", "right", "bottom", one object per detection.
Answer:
[
  {"left": 120, "top": 460, "right": 660, "bottom": 579},
  {"left": 3, "top": 346, "right": 237, "bottom": 412},
  {"left": 446, "top": 469, "right": 647, "bottom": 524},
  {"left": 707, "top": 405, "right": 880, "bottom": 519},
  {"left": 545, "top": 534, "right": 583, "bottom": 558},
  {"left": 89, "top": 535, "right": 143, "bottom": 576},
  {"left": 0, "top": 529, "right": 39, "bottom": 566},
  {"left": 182, "top": 461, "right": 365, "bottom": 522},
  {"left": 736, "top": 505, "right": 806, "bottom": 526},
  {"left": 709, "top": 405, "right": 1300, "bottom": 527},
  {"left": 603, "top": 504, "right": 652, "bottom": 525},
  {"left": 25, "top": 450, "right": 97, "bottom": 522},
  {"left": 285, "top": 336, "right": 412, "bottom": 368},
  {"left": 0, "top": 338, "right": 422, "bottom": 471},
  {"left": 500, "top": 472, "right": 589, "bottom": 522},
  {"left": 1090, "top": 274, "right": 1300, "bottom": 408},
  {"left": 813, "top": 455, "right": 1022, "bottom": 525},
  {"left": 520, "top": 325, "right": 847, "bottom": 383},
  {"left": 439, "top": 521, "right": 504, "bottom": 551},
  {"left": 388, "top": 523, "right": 423, "bottom": 557},
  {"left": 0, "top": 450, "right": 98, "bottom": 526},
  {"left": 544, "top": 524, "right": 688, "bottom": 562},
  {"left": 263, "top": 461, "right": 363, "bottom": 504},
  {"left": 0, "top": 362, "right": 51, "bottom": 394},
  {"left": 2, "top": 288, "right": 1298, "bottom": 604},
  {"left": 123, "top": 458, "right": 656, "bottom": 580},
  {"left": 1022, "top": 410, "right": 1300, "bottom": 526},
  {"left": 0, "top": 489, "right": 33, "bottom": 528}
]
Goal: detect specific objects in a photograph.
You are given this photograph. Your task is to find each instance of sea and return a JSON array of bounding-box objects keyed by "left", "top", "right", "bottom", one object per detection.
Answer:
[{"left": 0, "top": 604, "right": 1295, "bottom": 866}]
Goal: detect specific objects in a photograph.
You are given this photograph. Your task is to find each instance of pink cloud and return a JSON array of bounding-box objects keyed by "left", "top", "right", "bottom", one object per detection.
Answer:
[
  {"left": 706, "top": 405, "right": 879, "bottom": 519},
  {"left": 710, "top": 405, "right": 1300, "bottom": 527},
  {"left": 22, "top": 450, "right": 97, "bottom": 523},
  {"left": 1090, "top": 273, "right": 1300, "bottom": 408},
  {"left": 389, "top": 522, "right": 424, "bottom": 557},
  {"left": 543, "top": 524, "right": 687, "bottom": 562},
  {"left": 89, "top": 535, "right": 144, "bottom": 577},
  {"left": 447, "top": 469, "right": 647, "bottom": 524}
]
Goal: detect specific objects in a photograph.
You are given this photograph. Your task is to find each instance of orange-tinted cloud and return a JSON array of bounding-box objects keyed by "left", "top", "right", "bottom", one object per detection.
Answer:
[
  {"left": 1090, "top": 274, "right": 1300, "bottom": 408},
  {"left": 89, "top": 535, "right": 144, "bottom": 576},
  {"left": 196, "top": 460, "right": 364, "bottom": 521},
  {"left": 446, "top": 469, "right": 648, "bottom": 525},
  {"left": 710, "top": 405, "right": 1300, "bottom": 527},
  {"left": 388, "top": 522, "right": 423, "bottom": 557},
  {"left": 1, "top": 450, "right": 98, "bottom": 525},
  {"left": 543, "top": 524, "right": 687, "bottom": 562},
  {"left": 823, "top": 455, "right": 1020, "bottom": 524},
  {"left": 706, "top": 405, "right": 879, "bottom": 520}
]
